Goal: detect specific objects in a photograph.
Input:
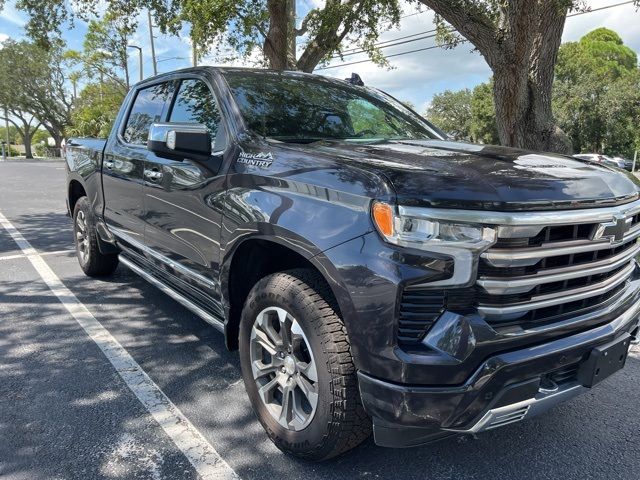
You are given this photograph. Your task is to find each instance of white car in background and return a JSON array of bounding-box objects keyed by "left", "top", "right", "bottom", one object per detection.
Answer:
[{"left": 573, "top": 153, "right": 627, "bottom": 169}]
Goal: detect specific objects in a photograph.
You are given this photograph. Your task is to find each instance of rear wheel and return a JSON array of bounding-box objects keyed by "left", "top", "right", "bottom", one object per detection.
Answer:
[
  {"left": 73, "top": 197, "right": 119, "bottom": 277},
  {"left": 239, "top": 269, "right": 371, "bottom": 461}
]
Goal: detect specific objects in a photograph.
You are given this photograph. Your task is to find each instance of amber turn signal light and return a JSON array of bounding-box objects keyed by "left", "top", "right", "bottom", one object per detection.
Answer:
[{"left": 372, "top": 201, "right": 394, "bottom": 237}]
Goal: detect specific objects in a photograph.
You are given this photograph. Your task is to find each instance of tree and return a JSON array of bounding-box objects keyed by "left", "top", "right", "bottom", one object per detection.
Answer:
[
  {"left": 415, "top": 1, "right": 638, "bottom": 153},
  {"left": 75, "top": 12, "right": 137, "bottom": 91},
  {"left": 0, "top": 40, "right": 74, "bottom": 149},
  {"left": 68, "top": 81, "right": 127, "bottom": 138},
  {"left": 469, "top": 81, "right": 499, "bottom": 145},
  {"left": 554, "top": 28, "right": 640, "bottom": 156},
  {"left": 10, "top": 0, "right": 403, "bottom": 73},
  {"left": 425, "top": 88, "right": 473, "bottom": 139},
  {"left": 425, "top": 82, "right": 498, "bottom": 144}
]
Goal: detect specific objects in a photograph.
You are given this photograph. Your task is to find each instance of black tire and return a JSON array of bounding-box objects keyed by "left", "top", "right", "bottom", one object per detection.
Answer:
[
  {"left": 73, "top": 197, "right": 119, "bottom": 277},
  {"left": 239, "top": 269, "right": 371, "bottom": 461}
]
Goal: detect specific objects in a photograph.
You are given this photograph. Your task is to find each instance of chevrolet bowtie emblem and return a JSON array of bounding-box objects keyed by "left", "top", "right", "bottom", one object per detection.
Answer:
[{"left": 591, "top": 213, "right": 632, "bottom": 244}]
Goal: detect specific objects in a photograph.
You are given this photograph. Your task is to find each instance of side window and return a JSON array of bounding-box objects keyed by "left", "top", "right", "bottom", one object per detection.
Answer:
[
  {"left": 169, "top": 79, "right": 224, "bottom": 149},
  {"left": 123, "top": 82, "right": 173, "bottom": 145}
]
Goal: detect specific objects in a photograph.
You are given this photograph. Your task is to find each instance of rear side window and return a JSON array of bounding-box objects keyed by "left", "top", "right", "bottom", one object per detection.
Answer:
[
  {"left": 169, "top": 79, "right": 222, "bottom": 146},
  {"left": 123, "top": 82, "right": 173, "bottom": 145}
]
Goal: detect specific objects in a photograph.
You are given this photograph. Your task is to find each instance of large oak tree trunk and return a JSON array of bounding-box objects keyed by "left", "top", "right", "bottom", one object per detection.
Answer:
[
  {"left": 264, "top": 0, "right": 296, "bottom": 70},
  {"left": 418, "top": 0, "right": 573, "bottom": 153},
  {"left": 23, "top": 131, "right": 34, "bottom": 159}
]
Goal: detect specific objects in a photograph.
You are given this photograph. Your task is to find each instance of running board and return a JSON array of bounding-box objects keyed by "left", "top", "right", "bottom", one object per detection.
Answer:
[{"left": 119, "top": 255, "right": 225, "bottom": 333}]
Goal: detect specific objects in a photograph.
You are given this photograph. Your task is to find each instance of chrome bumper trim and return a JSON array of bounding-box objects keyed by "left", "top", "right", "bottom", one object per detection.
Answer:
[{"left": 446, "top": 383, "right": 588, "bottom": 434}]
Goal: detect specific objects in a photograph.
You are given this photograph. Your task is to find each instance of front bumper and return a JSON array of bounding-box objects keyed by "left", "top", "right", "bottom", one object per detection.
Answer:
[{"left": 359, "top": 304, "right": 640, "bottom": 448}]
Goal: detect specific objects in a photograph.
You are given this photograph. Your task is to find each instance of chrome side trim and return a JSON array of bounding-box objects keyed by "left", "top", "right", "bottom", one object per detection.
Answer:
[
  {"left": 478, "top": 263, "right": 634, "bottom": 316},
  {"left": 445, "top": 383, "right": 588, "bottom": 434},
  {"left": 119, "top": 256, "right": 225, "bottom": 333},
  {"left": 110, "top": 226, "right": 218, "bottom": 291},
  {"left": 478, "top": 244, "right": 640, "bottom": 295},
  {"left": 399, "top": 198, "right": 640, "bottom": 226},
  {"left": 482, "top": 226, "right": 640, "bottom": 267}
]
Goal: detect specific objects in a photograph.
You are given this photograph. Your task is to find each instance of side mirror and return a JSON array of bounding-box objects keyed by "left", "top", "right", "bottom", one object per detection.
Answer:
[{"left": 148, "top": 123, "right": 211, "bottom": 158}]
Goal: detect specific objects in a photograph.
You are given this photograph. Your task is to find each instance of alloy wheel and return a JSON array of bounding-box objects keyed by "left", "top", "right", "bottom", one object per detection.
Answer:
[{"left": 249, "top": 307, "right": 319, "bottom": 431}]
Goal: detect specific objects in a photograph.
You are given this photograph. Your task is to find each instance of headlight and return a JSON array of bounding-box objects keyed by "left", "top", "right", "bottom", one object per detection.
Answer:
[
  {"left": 371, "top": 201, "right": 497, "bottom": 286},
  {"left": 372, "top": 201, "right": 496, "bottom": 251}
]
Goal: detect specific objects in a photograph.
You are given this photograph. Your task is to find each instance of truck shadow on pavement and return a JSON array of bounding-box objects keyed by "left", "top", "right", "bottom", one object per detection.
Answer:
[{"left": 53, "top": 261, "right": 640, "bottom": 480}]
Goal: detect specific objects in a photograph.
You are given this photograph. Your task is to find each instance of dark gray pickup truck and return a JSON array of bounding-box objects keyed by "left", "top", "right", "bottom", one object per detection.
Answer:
[{"left": 66, "top": 67, "right": 640, "bottom": 460}]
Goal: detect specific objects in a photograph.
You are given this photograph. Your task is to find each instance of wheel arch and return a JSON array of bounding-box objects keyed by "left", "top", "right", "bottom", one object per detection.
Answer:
[{"left": 221, "top": 232, "right": 357, "bottom": 351}]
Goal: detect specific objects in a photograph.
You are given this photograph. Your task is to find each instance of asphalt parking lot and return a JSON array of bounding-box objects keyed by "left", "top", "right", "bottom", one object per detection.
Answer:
[{"left": 1, "top": 160, "right": 639, "bottom": 480}]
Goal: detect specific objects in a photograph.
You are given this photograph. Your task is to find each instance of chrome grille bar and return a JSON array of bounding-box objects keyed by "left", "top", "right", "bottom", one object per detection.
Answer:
[
  {"left": 478, "top": 262, "right": 634, "bottom": 316},
  {"left": 478, "top": 242, "right": 640, "bottom": 295},
  {"left": 481, "top": 224, "right": 640, "bottom": 267}
]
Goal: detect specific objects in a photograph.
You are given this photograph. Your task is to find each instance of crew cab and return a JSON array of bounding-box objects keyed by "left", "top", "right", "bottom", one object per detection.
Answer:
[{"left": 66, "top": 67, "right": 640, "bottom": 460}]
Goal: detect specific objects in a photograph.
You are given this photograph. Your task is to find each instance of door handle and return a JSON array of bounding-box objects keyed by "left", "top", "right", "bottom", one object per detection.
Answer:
[
  {"left": 104, "top": 160, "right": 115, "bottom": 170},
  {"left": 144, "top": 169, "right": 163, "bottom": 181}
]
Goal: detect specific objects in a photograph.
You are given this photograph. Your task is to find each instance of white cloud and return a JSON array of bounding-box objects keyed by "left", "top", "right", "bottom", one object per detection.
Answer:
[
  {"left": 0, "top": 33, "right": 8, "bottom": 43},
  {"left": 0, "top": 2, "right": 25, "bottom": 26}
]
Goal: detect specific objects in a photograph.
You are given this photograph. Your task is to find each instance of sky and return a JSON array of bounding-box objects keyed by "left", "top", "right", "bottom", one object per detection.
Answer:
[{"left": 1, "top": 0, "right": 639, "bottom": 113}]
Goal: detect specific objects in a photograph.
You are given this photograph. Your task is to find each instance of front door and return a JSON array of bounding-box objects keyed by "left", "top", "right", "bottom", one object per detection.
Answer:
[
  {"left": 142, "top": 77, "right": 228, "bottom": 315},
  {"left": 102, "top": 81, "right": 174, "bottom": 253}
]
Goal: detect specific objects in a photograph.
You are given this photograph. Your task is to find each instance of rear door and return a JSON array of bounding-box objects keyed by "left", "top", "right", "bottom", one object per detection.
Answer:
[
  {"left": 102, "top": 81, "right": 174, "bottom": 252},
  {"left": 142, "top": 75, "right": 228, "bottom": 311}
]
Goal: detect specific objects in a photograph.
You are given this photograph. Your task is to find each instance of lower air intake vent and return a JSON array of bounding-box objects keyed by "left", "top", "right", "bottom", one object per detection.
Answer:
[{"left": 397, "top": 289, "right": 445, "bottom": 347}]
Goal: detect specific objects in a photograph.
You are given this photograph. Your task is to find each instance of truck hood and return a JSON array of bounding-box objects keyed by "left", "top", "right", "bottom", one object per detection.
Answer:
[{"left": 282, "top": 139, "right": 640, "bottom": 210}]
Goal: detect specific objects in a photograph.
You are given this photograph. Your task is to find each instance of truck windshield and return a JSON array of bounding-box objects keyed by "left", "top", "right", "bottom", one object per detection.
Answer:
[{"left": 223, "top": 71, "right": 442, "bottom": 143}]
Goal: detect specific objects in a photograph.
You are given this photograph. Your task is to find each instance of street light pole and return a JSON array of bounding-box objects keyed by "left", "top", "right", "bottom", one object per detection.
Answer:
[
  {"left": 128, "top": 45, "right": 143, "bottom": 82},
  {"left": 147, "top": 10, "right": 158, "bottom": 76}
]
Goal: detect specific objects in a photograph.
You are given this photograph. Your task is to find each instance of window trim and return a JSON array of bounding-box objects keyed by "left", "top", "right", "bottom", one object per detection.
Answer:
[
  {"left": 166, "top": 76, "right": 227, "bottom": 153},
  {"left": 118, "top": 79, "right": 175, "bottom": 149}
]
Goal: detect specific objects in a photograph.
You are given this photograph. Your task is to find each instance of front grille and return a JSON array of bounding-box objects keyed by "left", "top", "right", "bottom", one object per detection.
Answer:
[{"left": 477, "top": 207, "right": 640, "bottom": 331}]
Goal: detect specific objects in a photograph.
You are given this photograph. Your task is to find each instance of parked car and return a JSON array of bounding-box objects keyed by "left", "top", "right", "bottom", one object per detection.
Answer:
[
  {"left": 573, "top": 153, "right": 631, "bottom": 170},
  {"left": 613, "top": 156, "right": 635, "bottom": 171},
  {"left": 65, "top": 67, "right": 640, "bottom": 460}
]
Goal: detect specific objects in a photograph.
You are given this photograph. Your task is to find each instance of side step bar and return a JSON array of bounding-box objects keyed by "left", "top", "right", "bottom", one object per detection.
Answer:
[{"left": 119, "top": 255, "right": 225, "bottom": 333}]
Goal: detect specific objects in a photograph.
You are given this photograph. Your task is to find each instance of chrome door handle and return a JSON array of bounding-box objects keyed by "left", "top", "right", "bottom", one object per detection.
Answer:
[
  {"left": 144, "top": 169, "right": 163, "bottom": 180},
  {"left": 104, "top": 160, "right": 114, "bottom": 169}
]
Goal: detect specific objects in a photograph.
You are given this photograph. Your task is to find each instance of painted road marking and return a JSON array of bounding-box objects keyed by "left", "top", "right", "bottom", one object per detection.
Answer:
[
  {"left": 0, "top": 210, "right": 239, "bottom": 480},
  {"left": 0, "top": 248, "right": 75, "bottom": 261}
]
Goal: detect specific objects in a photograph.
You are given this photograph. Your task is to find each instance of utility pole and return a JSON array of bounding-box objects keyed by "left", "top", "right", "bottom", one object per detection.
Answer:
[
  {"left": 192, "top": 37, "right": 197, "bottom": 67},
  {"left": 128, "top": 45, "right": 143, "bottom": 82},
  {"left": 4, "top": 107, "right": 9, "bottom": 148},
  {"left": 147, "top": 10, "right": 157, "bottom": 76},
  {"left": 633, "top": 150, "right": 638, "bottom": 173},
  {"left": 288, "top": 0, "right": 296, "bottom": 68}
]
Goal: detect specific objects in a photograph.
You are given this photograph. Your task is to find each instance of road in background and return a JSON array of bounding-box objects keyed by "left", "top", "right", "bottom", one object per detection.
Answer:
[{"left": 1, "top": 160, "right": 639, "bottom": 480}]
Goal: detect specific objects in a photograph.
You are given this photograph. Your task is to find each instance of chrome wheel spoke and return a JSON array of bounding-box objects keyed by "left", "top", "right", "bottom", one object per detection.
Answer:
[
  {"left": 253, "top": 327, "right": 278, "bottom": 356},
  {"left": 250, "top": 306, "right": 320, "bottom": 431},
  {"left": 278, "top": 384, "right": 294, "bottom": 427},
  {"left": 296, "top": 372, "right": 318, "bottom": 404},
  {"left": 257, "top": 376, "right": 280, "bottom": 405}
]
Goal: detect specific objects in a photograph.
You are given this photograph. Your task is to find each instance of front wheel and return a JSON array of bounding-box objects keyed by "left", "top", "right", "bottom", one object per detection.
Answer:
[{"left": 239, "top": 269, "right": 371, "bottom": 461}]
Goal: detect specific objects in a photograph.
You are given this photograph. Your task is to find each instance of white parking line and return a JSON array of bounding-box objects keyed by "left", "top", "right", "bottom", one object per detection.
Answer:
[
  {"left": 0, "top": 210, "right": 239, "bottom": 480},
  {"left": 0, "top": 248, "right": 75, "bottom": 261}
]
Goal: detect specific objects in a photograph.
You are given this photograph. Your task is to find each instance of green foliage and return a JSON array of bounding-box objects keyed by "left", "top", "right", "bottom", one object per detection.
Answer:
[
  {"left": 12, "top": 0, "right": 402, "bottom": 72},
  {"left": 469, "top": 82, "right": 499, "bottom": 145},
  {"left": 68, "top": 82, "right": 126, "bottom": 138},
  {"left": 425, "top": 82, "right": 498, "bottom": 144},
  {"left": 0, "top": 39, "right": 73, "bottom": 145},
  {"left": 554, "top": 27, "right": 640, "bottom": 157}
]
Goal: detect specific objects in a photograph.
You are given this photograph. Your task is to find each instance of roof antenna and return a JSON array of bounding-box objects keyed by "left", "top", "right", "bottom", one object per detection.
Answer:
[{"left": 345, "top": 73, "right": 364, "bottom": 86}]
